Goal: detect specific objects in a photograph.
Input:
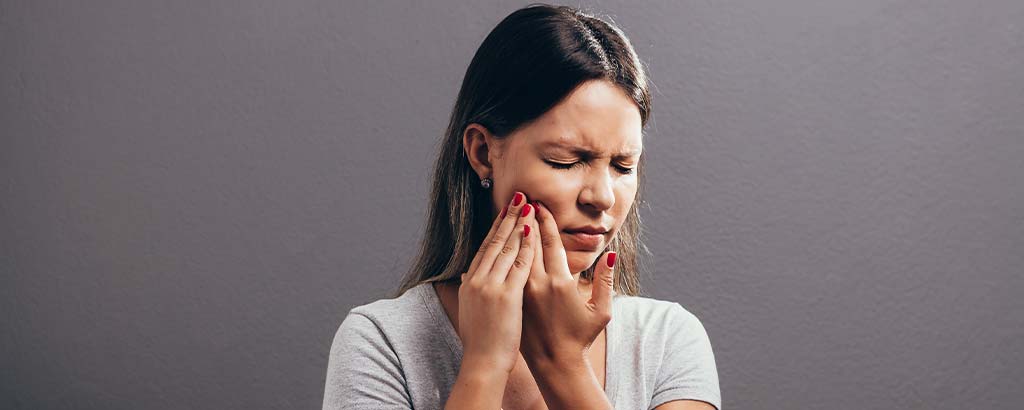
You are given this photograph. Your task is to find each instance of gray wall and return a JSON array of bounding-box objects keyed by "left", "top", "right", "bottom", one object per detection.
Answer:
[{"left": 3, "top": 1, "right": 1022, "bottom": 409}]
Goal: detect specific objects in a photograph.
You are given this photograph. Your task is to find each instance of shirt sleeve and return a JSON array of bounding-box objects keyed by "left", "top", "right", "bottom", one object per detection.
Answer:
[
  {"left": 648, "top": 303, "right": 722, "bottom": 410},
  {"left": 323, "top": 311, "right": 413, "bottom": 410}
]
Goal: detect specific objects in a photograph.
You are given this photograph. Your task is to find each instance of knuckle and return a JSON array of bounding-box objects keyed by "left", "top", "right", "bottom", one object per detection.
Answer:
[
  {"left": 500, "top": 244, "right": 515, "bottom": 255},
  {"left": 553, "top": 279, "right": 575, "bottom": 292},
  {"left": 488, "top": 237, "right": 506, "bottom": 248},
  {"left": 539, "top": 232, "right": 556, "bottom": 247},
  {"left": 496, "top": 291, "right": 516, "bottom": 304},
  {"left": 463, "top": 276, "right": 482, "bottom": 288},
  {"left": 477, "top": 235, "right": 493, "bottom": 250},
  {"left": 512, "top": 257, "right": 528, "bottom": 270}
]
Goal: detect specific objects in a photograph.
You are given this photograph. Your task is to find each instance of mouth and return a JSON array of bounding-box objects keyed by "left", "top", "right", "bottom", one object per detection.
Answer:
[{"left": 562, "top": 230, "right": 606, "bottom": 250}]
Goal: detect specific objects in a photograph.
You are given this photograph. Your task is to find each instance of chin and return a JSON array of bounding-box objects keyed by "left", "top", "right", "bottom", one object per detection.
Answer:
[{"left": 565, "top": 249, "right": 601, "bottom": 275}]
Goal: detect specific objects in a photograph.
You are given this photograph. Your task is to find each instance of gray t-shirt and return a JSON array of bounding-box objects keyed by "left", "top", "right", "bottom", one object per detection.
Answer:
[{"left": 323, "top": 282, "right": 721, "bottom": 409}]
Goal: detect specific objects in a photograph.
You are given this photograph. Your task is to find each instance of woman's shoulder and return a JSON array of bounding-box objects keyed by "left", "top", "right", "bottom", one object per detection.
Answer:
[
  {"left": 612, "top": 295, "right": 720, "bottom": 410},
  {"left": 329, "top": 282, "right": 454, "bottom": 358},
  {"left": 342, "top": 282, "right": 434, "bottom": 327},
  {"left": 612, "top": 293, "right": 706, "bottom": 332}
]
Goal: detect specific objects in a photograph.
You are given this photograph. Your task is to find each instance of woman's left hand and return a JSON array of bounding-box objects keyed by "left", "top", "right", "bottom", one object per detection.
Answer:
[{"left": 519, "top": 200, "right": 616, "bottom": 365}]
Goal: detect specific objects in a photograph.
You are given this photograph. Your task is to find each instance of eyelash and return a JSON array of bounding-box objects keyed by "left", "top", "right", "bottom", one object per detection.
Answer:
[{"left": 547, "top": 161, "right": 635, "bottom": 175}]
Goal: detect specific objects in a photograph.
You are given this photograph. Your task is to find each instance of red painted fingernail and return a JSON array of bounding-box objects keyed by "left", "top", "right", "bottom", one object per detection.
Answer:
[
  {"left": 512, "top": 192, "right": 524, "bottom": 206},
  {"left": 520, "top": 204, "right": 532, "bottom": 217},
  {"left": 522, "top": 225, "right": 531, "bottom": 237},
  {"left": 499, "top": 205, "right": 508, "bottom": 219},
  {"left": 607, "top": 252, "right": 617, "bottom": 268}
]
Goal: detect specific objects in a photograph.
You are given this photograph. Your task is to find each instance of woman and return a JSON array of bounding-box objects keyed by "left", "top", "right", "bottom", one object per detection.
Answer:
[{"left": 324, "top": 4, "right": 720, "bottom": 409}]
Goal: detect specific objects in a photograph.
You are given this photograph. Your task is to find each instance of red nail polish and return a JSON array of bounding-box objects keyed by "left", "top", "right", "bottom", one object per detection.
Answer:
[
  {"left": 499, "top": 205, "right": 508, "bottom": 219},
  {"left": 513, "top": 192, "right": 524, "bottom": 206},
  {"left": 520, "top": 204, "right": 532, "bottom": 217},
  {"left": 522, "top": 225, "right": 531, "bottom": 237},
  {"left": 607, "top": 252, "right": 617, "bottom": 268}
]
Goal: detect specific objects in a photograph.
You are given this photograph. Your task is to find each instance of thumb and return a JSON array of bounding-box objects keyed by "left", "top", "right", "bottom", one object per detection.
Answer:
[{"left": 590, "top": 251, "right": 617, "bottom": 314}]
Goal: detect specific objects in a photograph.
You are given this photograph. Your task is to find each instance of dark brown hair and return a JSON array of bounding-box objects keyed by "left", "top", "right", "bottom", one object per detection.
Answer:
[{"left": 394, "top": 3, "right": 653, "bottom": 297}]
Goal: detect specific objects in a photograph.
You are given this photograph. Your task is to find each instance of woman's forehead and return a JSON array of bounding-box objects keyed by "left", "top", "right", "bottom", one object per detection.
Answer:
[
  {"left": 535, "top": 137, "right": 642, "bottom": 159},
  {"left": 523, "top": 81, "right": 643, "bottom": 154}
]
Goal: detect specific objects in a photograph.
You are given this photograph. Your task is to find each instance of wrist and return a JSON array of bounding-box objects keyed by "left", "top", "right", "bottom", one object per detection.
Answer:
[
  {"left": 448, "top": 357, "right": 509, "bottom": 409},
  {"left": 457, "top": 355, "right": 511, "bottom": 384},
  {"left": 527, "top": 351, "right": 589, "bottom": 379},
  {"left": 524, "top": 354, "right": 611, "bottom": 410},
  {"left": 522, "top": 346, "right": 588, "bottom": 372}
]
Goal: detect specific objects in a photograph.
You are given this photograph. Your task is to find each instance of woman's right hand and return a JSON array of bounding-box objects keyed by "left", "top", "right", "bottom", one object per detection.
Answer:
[{"left": 457, "top": 191, "right": 537, "bottom": 376}]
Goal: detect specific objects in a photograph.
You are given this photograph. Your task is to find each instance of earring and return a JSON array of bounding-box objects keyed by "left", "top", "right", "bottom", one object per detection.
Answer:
[{"left": 480, "top": 177, "right": 493, "bottom": 189}]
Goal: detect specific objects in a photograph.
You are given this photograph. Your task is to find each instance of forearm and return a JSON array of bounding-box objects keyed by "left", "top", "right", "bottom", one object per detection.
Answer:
[
  {"left": 527, "top": 355, "right": 612, "bottom": 410},
  {"left": 445, "top": 358, "right": 508, "bottom": 410}
]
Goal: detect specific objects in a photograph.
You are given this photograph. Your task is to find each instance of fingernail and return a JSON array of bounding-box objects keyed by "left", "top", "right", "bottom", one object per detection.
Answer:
[
  {"left": 607, "top": 252, "right": 617, "bottom": 268},
  {"left": 520, "top": 203, "right": 532, "bottom": 217},
  {"left": 499, "top": 205, "right": 508, "bottom": 219},
  {"left": 522, "top": 225, "right": 531, "bottom": 237},
  {"left": 512, "top": 192, "right": 524, "bottom": 206}
]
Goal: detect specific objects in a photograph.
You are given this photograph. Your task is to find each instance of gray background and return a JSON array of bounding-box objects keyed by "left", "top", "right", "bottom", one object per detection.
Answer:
[{"left": 3, "top": 0, "right": 1022, "bottom": 409}]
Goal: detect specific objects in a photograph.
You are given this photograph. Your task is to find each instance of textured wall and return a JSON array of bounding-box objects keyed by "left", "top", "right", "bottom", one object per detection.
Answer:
[{"left": 2, "top": 1, "right": 1022, "bottom": 409}]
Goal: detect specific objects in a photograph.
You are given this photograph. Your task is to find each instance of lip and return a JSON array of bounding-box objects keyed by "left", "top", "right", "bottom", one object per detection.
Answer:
[
  {"left": 563, "top": 231, "right": 605, "bottom": 249},
  {"left": 563, "top": 225, "right": 610, "bottom": 235}
]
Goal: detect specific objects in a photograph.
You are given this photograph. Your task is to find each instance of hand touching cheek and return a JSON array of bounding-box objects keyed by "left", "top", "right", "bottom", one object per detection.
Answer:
[{"left": 519, "top": 200, "right": 616, "bottom": 364}]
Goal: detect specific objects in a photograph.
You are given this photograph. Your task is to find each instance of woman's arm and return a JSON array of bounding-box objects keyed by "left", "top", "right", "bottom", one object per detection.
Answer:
[
  {"left": 444, "top": 357, "right": 510, "bottom": 410},
  {"left": 322, "top": 312, "right": 412, "bottom": 409},
  {"left": 648, "top": 304, "right": 721, "bottom": 410},
  {"left": 446, "top": 193, "right": 541, "bottom": 409},
  {"left": 519, "top": 202, "right": 617, "bottom": 409},
  {"left": 526, "top": 353, "right": 611, "bottom": 410}
]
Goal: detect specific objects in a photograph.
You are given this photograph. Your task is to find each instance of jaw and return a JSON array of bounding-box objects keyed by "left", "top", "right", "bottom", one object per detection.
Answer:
[{"left": 564, "top": 249, "right": 601, "bottom": 275}]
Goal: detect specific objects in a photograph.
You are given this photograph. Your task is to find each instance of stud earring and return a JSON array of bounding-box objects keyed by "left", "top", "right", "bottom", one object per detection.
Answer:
[{"left": 480, "top": 177, "right": 493, "bottom": 189}]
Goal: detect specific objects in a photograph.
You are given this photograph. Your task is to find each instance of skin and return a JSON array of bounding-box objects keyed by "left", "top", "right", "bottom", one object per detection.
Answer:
[
  {"left": 441, "top": 79, "right": 715, "bottom": 410},
  {"left": 473, "top": 79, "right": 642, "bottom": 278}
]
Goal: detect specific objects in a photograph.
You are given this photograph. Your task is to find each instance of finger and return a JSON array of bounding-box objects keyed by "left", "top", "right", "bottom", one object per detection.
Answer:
[
  {"left": 534, "top": 200, "right": 573, "bottom": 280},
  {"left": 489, "top": 203, "right": 533, "bottom": 283},
  {"left": 589, "top": 251, "right": 616, "bottom": 314},
  {"left": 529, "top": 202, "right": 547, "bottom": 281},
  {"left": 466, "top": 203, "right": 507, "bottom": 278},
  {"left": 468, "top": 191, "right": 529, "bottom": 280},
  {"left": 505, "top": 203, "right": 537, "bottom": 289}
]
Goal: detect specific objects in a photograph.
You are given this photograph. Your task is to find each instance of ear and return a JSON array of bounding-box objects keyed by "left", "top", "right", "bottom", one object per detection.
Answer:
[{"left": 462, "top": 123, "right": 501, "bottom": 180}]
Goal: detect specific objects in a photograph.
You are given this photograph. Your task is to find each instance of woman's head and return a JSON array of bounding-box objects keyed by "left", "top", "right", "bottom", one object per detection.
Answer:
[
  {"left": 464, "top": 79, "right": 643, "bottom": 277},
  {"left": 396, "top": 3, "right": 652, "bottom": 297}
]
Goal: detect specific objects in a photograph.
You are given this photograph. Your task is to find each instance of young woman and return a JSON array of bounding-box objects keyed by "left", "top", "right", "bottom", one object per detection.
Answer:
[{"left": 323, "top": 4, "right": 720, "bottom": 409}]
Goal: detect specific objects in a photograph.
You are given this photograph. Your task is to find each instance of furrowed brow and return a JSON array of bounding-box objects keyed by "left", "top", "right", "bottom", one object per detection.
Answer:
[{"left": 540, "top": 141, "right": 641, "bottom": 160}]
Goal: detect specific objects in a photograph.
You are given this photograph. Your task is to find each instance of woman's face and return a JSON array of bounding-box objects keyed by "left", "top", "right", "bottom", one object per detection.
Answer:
[{"left": 465, "top": 79, "right": 643, "bottom": 275}]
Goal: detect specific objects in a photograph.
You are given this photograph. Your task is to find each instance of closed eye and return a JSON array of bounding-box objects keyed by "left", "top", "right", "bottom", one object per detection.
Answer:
[{"left": 546, "top": 160, "right": 635, "bottom": 175}]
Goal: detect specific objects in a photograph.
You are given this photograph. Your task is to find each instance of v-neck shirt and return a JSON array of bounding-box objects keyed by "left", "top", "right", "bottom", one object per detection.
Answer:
[{"left": 323, "top": 282, "right": 721, "bottom": 409}]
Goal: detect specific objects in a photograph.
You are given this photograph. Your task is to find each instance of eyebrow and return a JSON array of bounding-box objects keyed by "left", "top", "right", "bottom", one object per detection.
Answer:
[{"left": 539, "top": 141, "right": 642, "bottom": 160}]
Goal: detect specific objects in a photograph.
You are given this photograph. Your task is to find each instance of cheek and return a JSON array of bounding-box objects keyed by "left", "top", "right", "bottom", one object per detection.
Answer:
[
  {"left": 518, "top": 172, "right": 573, "bottom": 219},
  {"left": 610, "top": 188, "right": 636, "bottom": 229},
  {"left": 619, "top": 179, "right": 639, "bottom": 205}
]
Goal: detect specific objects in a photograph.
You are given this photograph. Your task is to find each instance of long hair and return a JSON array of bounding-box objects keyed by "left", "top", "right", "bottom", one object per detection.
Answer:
[{"left": 394, "top": 3, "right": 653, "bottom": 297}]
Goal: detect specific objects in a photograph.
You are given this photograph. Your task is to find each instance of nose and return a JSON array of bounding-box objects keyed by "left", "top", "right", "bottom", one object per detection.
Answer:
[{"left": 578, "top": 166, "right": 615, "bottom": 213}]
